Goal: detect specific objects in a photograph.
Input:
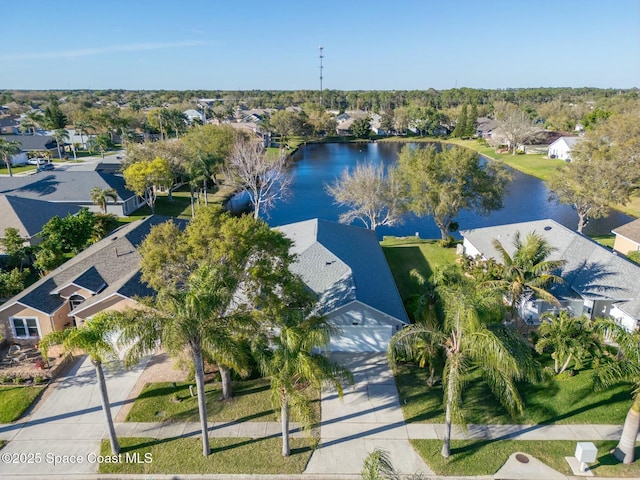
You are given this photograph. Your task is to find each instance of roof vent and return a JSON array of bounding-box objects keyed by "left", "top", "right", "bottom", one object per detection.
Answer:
[
  {"left": 544, "top": 226, "right": 552, "bottom": 231},
  {"left": 325, "top": 260, "right": 335, "bottom": 266},
  {"left": 111, "top": 236, "right": 118, "bottom": 241}
]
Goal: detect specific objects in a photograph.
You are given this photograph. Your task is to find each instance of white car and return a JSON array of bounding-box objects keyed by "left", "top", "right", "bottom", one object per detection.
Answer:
[{"left": 27, "top": 158, "right": 47, "bottom": 165}]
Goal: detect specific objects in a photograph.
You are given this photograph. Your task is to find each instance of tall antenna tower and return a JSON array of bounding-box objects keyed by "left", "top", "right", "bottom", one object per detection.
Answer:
[{"left": 319, "top": 45, "right": 324, "bottom": 106}]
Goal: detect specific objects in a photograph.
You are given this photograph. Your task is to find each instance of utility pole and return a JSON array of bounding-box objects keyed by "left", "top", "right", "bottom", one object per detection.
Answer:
[{"left": 319, "top": 45, "right": 324, "bottom": 107}]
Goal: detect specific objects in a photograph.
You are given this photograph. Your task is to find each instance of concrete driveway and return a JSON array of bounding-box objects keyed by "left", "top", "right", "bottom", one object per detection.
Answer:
[
  {"left": 0, "top": 355, "right": 146, "bottom": 477},
  {"left": 304, "top": 353, "right": 433, "bottom": 476}
]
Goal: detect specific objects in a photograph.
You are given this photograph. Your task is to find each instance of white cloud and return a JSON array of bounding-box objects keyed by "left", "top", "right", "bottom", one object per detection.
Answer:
[{"left": 0, "top": 41, "right": 207, "bottom": 61}]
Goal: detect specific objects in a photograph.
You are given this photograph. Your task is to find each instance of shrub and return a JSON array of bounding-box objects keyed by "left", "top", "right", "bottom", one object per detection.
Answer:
[
  {"left": 33, "top": 375, "right": 46, "bottom": 385},
  {"left": 0, "top": 374, "right": 12, "bottom": 384},
  {"left": 13, "top": 375, "right": 26, "bottom": 385}
]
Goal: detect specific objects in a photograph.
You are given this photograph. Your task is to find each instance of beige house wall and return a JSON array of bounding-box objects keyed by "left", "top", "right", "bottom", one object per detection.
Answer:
[
  {"left": 52, "top": 302, "right": 73, "bottom": 330},
  {"left": 613, "top": 235, "right": 640, "bottom": 255},
  {"left": 0, "top": 303, "right": 52, "bottom": 342}
]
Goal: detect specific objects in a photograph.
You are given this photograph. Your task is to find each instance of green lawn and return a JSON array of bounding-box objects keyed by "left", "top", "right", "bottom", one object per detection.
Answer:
[
  {"left": 0, "top": 386, "right": 46, "bottom": 423},
  {"left": 590, "top": 233, "right": 616, "bottom": 249},
  {"left": 98, "top": 436, "right": 316, "bottom": 475},
  {"left": 380, "top": 237, "right": 459, "bottom": 302},
  {"left": 126, "top": 379, "right": 320, "bottom": 424},
  {"left": 441, "top": 138, "right": 565, "bottom": 181},
  {"left": 0, "top": 164, "right": 37, "bottom": 175},
  {"left": 395, "top": 362, "right": 632, "bottom": 426},
  {"left": 0, "top": 441, "right": 5, "bottom": 451},
  {"left": 122, "top": 183, "right": 238, "bottom": 224},
  {"left": 412, "top": 439, "right": 640, "bottom": 477}
]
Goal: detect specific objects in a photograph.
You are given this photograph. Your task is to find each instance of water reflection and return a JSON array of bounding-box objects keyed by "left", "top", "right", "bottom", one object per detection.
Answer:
[{"left": 227, "top": 142, "right": 633, "bottom": 239}]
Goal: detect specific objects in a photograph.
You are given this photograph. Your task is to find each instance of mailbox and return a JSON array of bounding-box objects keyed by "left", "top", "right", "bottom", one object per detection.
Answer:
[{"left": 575, "top": 442, "right": 598, "bottom": 472}]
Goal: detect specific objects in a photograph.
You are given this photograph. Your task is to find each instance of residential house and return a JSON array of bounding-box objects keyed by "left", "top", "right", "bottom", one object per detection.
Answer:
[
  {"left": 476, "top": 116, "right": 499, "bottom": 139},
  {"left": 0, "top": 171, "right": 145, "bottom": 216},
  {"left": 612, "top": 218, "right": 640, "bottom": 256},
  {"left": 547, "top": 136, "right": 579, "bottom": 161},
  {"left": 183, "top": 109, "right": 205, "bottom": 124},
  {"left": 0, "top": 216, "right": 186, "bottom": 344},
  {"left": 0, "top": 195, "right": 82, "bottom": 252},
  {"left": 277, "top": 219, "right": 409, "bottom": 352},
  {"left": 334, "top": 110, "right": 370, "bottom": 136},
  {"left": 461, "top": 219, "right": 640, "bottom": 331},
  {"left": 0, "top": 117, "right": 19, "bottom": 134},
  {"left": 227, "top": 122, "right": 271, "bottom": 147},
  {"left": 63, "top": 129, "right": 97, "bottom": 150},
  {"left": 0, "top": 134, "right": 59, "bottom": 164},
  {"left": 196, "top": 98, "right": 222, "bottom": 109}
]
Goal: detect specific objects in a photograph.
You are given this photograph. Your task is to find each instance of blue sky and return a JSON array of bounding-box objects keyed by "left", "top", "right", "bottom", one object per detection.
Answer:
[{"left": 2, "top": 0, "right": 638, "bottom": 90}]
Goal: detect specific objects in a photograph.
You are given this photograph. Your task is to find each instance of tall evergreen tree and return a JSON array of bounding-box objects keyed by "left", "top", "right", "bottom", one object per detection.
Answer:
[
  {"left": 465, "top": 103, "right": 478, "bottom": 137},
  {"left": 451, "top": 104, "right": 468, "bottom": 138},
  {"left": 44, "top": 98, "right": 67, "bottom": 130}
]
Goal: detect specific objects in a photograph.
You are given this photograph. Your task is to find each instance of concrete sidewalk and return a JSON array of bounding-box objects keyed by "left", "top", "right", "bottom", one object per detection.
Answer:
[
  {"left": 406, "top": 423, "right": 624, "bottom": 441},
  {"left": 113, "top": 421, "right": 304, "bottom": 439}
]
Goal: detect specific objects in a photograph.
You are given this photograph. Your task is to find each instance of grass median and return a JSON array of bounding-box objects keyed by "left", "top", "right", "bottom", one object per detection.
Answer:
[
  {"left": 396, "top": 362, "right": 632, "bottom": 425},
  {"left": 126, "top": 378, "right": 320, "bottom": 424},
  {"left": 411, "top": 439, "right": 640, "bottom": 477},
  {"left": 98, "top": 436, "right": 316, "bottom": 474}
]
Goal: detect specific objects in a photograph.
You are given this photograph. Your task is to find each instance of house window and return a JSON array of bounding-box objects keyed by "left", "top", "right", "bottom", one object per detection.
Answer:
[
  {"left": 69, "top": 294, "right": 85, "bottom": 311},
  {"left": 11, "top": 317, "right": 40, "bottom": 339}
]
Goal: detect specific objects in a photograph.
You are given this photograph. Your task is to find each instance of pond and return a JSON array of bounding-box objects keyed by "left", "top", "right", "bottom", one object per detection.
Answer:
[{"left": 228, "top": 142, "right": 634, "bottom": 239}]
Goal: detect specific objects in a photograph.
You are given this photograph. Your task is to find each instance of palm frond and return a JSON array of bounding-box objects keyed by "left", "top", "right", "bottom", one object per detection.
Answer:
[{"left": 361, "top": 448, "right": 398, "bottom": 480}]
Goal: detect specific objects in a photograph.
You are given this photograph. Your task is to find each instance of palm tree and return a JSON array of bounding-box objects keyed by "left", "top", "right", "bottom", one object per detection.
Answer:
[
  {"left": 389, "top": 282, "right": 538, "bottom": 459},
  {"left": 0, "top": 138, "right": 22, "bottom": 177},
  {"left": 118, "top": 264, "right": 250, "bottom": 456},
  {"left": 255, "top": 308, "right": 352, "bottom": 457},
  {"left": 535, "top": 312, "right": 599, "bottom": 374},
  {"left": 39, "top": 313, "right": 121, "bottom": 455},
  {"left": 74, "top": 120, "right": 95, "bottom": 149},
  {"left": 26, "top": 111, "right": 44, "bottom": 134},
  {"left": 593, "top": 322, "right": 640, "bottom": 464},
  {"left": 19, "top": 118, "right": 35, "bottom": 135},
  {"left": 51, "top": 129, "right": 69, "bottom": 159},
  {"left": 90, "top": 186, "right": 118, "bottom": 213},
  {"left": 484, "top": 231, "right": 566, "bottom": 320},
  {"left": 94, "top": 134, "right": 111, "bottom": 159}
]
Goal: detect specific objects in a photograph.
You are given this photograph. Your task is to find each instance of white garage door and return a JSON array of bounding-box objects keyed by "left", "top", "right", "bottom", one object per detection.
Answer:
[{"left": 328, "top": 325, "right": 393, "bottom": 352}]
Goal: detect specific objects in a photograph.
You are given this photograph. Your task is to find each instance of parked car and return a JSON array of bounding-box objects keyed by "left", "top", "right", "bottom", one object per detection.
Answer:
[
  {"left": 27, "top": 158, "right": 46, "bottom": 165},
  {"left": 36, "top": 163, "right": 54, "bottom": 172}
]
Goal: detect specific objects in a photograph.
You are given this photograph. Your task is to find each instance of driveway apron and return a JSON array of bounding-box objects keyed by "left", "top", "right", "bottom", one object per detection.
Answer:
[
  {"left": 304, "top": 353, "right": 433, "bottom": 476},
  {"left": 0, "top": 355, "right": 147, "bottom": 476}
]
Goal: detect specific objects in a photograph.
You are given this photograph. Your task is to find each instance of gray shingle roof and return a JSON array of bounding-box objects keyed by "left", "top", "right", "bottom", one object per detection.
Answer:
[
  {"left": 461, "top": 219, "right": 640, "bottom": 319},
  {"left": 70, "top": 266, "right": 107, "bottom": 294},
  {"left": 0, "top": 171, "right": 133, "bottom": 203},
  {"left": 277, "top": 219, "right": 409, "bottom": 323},
  {"left": 0, "top": 194, "right": 83, "bottom": 238},
  {"left": 0, "top": 134, "right": 57, "bottom": 151},
  {"left": 1, "top": 215, "right": 186, "bottom": 316}
]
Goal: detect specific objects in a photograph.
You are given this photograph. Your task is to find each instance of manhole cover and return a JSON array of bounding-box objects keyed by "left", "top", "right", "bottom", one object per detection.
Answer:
[{"left": 515, "top": 454, "right": 530, "bottom": 464}]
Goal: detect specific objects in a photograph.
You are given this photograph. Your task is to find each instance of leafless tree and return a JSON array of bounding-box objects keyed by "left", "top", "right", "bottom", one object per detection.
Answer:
[
  {"left": 326, "top": 162, "right": 404, "bottom": 230},
  {"left": 225, "top": 139, "right": 291, "bottom": 219},
  {"left": 492, "top": 103, "right": 542, "bottom": 154}
]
